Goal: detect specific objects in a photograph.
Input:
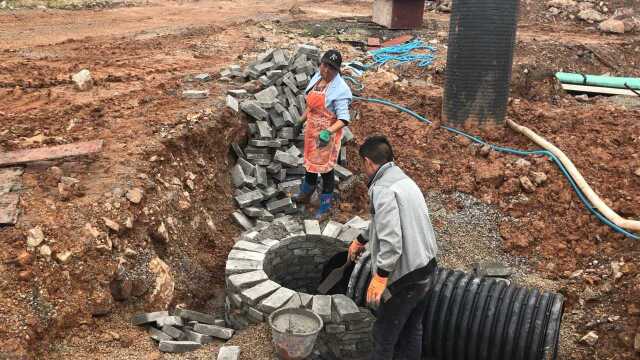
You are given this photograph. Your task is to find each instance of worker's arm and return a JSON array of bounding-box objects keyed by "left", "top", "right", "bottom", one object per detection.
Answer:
[
  {"left": 372, "top": 187, "right": 402, "bottom": 277},
  {"left": 328, "top": 98, "right": 351, "bottom": 133}
]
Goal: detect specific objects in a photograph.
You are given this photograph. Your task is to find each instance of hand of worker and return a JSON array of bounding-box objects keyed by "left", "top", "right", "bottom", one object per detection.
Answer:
[
  {"left": 366, "top": 274, "right": 388, "bottom": 307},
  {"left": 318, "top": 129, "right": 331, "bottom": 147},
  {"left": 348, "top": 240, "right": 365, "bottom": 262}
]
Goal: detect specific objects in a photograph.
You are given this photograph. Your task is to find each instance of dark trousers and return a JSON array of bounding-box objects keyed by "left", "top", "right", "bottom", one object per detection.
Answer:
[
  {"left": 370, "top": 281, "right": 431, "bottom": 360},
  {"left": 304, "top": 170, "right": 335, "bottom": 194}
]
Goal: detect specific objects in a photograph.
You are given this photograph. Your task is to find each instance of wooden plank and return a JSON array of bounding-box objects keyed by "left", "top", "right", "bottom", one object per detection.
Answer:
[
  {"left": 0, "top": 140, "right": 103, "bottom": 167},
  {"left": 561, "top": 83, "right": 638, "bottom": 96}
]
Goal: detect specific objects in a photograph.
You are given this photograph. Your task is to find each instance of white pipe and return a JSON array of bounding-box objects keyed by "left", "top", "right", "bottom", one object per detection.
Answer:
[{"left": 506, "top": 118, "right": 640, "bottom": 232}]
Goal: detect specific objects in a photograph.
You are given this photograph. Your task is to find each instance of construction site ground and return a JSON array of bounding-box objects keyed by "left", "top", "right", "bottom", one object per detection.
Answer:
[{"left": 1, "top": 0, "right": 639, "bottom": 359}]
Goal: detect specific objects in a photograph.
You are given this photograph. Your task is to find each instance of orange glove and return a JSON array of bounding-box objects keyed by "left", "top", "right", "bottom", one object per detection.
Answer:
[
  {"left": 366, "top": 274, "right": 388, "bottom": 307},
  {"left": 348, "top": 240, "right": 365, "bottom": 261}
]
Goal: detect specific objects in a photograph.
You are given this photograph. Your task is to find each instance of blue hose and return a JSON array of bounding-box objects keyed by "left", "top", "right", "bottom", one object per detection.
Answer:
[
  {"left": 353, "top": 96, "right": 639, "bottom": 240},
  {"left": 366, "top": 39, "right": 437, "bottom": 69}
]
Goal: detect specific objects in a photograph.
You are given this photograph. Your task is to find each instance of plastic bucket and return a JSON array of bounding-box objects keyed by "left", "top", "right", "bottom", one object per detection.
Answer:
[{"left": 268, "top": 307, "right": 324, "bottom": 360}]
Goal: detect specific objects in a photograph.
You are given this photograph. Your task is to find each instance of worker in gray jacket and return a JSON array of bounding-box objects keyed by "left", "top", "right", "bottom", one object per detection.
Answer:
[{"left": 348, "top": 135, "right": 438, "bottom": 360}]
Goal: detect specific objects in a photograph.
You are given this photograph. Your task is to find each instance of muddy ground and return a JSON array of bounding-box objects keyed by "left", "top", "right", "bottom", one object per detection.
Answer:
[{"left": 1, "top": 0, "right": 639, "bottom": 359}]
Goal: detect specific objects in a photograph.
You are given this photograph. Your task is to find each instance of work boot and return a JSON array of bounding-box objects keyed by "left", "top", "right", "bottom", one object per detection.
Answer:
[
  {"left": 294, "top": 180, "right": 315, "bottom": 205},
  {"left": 315, "top": 193, "right": 333, "bottom": 221}
]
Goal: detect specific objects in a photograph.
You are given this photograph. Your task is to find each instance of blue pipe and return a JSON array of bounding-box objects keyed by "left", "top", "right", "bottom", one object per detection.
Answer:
[{"left": 352, "top": 95, "right": 639, "bottom": 240}]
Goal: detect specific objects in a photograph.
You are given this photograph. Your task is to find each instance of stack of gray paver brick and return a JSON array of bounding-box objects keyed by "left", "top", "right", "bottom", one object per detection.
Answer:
[
  {"left": 132, "top": 309, "right": 238, "bottom": 357},
  {"left": 224, "top": 45, "right": 355, "bottom": 232}
]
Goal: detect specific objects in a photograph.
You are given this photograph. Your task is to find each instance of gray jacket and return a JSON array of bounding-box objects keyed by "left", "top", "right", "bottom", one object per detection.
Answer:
[{"left": 360, "top": 162, "right": 438, "bottom": 286}]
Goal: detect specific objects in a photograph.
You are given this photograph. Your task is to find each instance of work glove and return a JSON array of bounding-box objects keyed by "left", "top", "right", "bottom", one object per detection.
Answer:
[
  {"left": 318, "top": 129, "right": 331, "bottom": 147},
  {"left": 348, "top": 240, "right": 365, "bottom": 262},
  {"left": 366, "top": 274, "right": 388, "bottom": 307}
]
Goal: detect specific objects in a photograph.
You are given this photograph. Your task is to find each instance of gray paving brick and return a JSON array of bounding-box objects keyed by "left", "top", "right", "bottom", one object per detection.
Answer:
[
  {"left": 295, "top": 72, "right": 308, "bottom": 87},
  {"left": 183, "top": 329, "right": 214, "bottom": 345},
  {"left": 238, "top": 158, "right": 255, "bottom": 176},
  {"left": 260, "top": 185, "right": 278, "bottom": 200},
  {"left": 225, "top": 259, "right": 263, "bottom": 275},
  {"left": 232, "top": 211, "right": 255, "bottom": 231},
  {"left": 334, "top": 164, "right": 353, "bottom": 180},
  {"left": 269, "top": 111, "right": 285, "bottom": 130},
  {"left": 217, "top": 346, "right": 241, "bottom": 360},
  {"left": 159, "top": 340, "right": 202, "bottom": 353},
  {"left": 274, "top": 101, "right": 287, "bottom": 113},
  {"left": 259, "top": 287, "right": 296, "bottom": 314},
  {"left": 286, "top": 166, "right": 305, "bottom": 176},
  {"left": 297, "top": 94, "right": 306, "bottom": 110},
  {"left": 256, "top": 121, "right": 273, "bottom": 139},
  {"left": 161, "top": 325, "right": 185, "bottom": 340},
  {"left": 255, "top": 61, "right": 274, "bottom": 74},
  {"left": 278, "top": 179, "right": 302, "bottom": 193},
  {"left": 304, "top": 220, "right": 322, "bottom": 240},
  {"left": 273, "top": 150, "right": 299, "bottom": 167},
  {"left": 338, "top": 226, "right": 362, "bottom": 244},
  {"left": 266, "top": 70, "right": 283, "bottom": 80},
  {"left": 240, "top": 101, "right": 268, "bottom": 120},
  {"left": 246, "top": 306, "right": 264, "bottom": 322},
  {"left": 261, "top": 238, "right": 279, "bottom": 247},
  {"left": 229, "top": 293, "right": 243, "bottom": 308},
  {"left": 194, "top": 323, "right": 235, "bottom": 340},
  {"left": 255, "top": 166, "right": 268, "bottom": 188},
  {"left": 288, "top": 105, "right": 301, "bottom": 123},
  {"left": 326, "top": 324, "right": 347, "bottom": 334},
  {"left": 248, "top": 123, "right": 258, "bottom": 136},
  {"left": 258, "top": 209, "right": 274, "bottom": 222},
  {"left": 266, "top": 162, "right": 282, "bottom": 175},
  {"left": 149, "top": 327, "right": 173, "bottom": 342},
  {"left": 278, "top": 126, "right": 296, "bottom": 140},
  {"left": 231, "top": 164, "right": 249, "bottom": 188},
  {"left": 175, "top": 309, "right": 218, "bottom": 325},
  {"left": 228, "top": 249, "right": 266, "bottom": 262},
  {"left": 182, "top": 90, "right": 209, "bottom": 99},
  {"left": 283, "top": 293, "right": 302, "bottom": 309},
  {"left": 286, "top": 145, "right": 302, "bottom": 158},
  {"left": 233, "top": 240, "right": 270, "bottom": 253},
  {"left": 272, "top": 49, "right": 287, "bottom": 65},
  {"left": 156, "top": 316, "right": 184, "bottom": 328},
  {"left": 131, "top": 311, "right": 169, "bottom": 325},
  {"left": 255, "top": 86, "right": 278, "bottom": 103},
  {"left": 234, "top": 190, "right": 264, "bottom": 208},
  {"left": 258, "top": 75, "right": 270, "bottom": 86},
  {"left": 231, "top": 143, "right": 246, "bottom": 160},
  {"left": 322, "top": 221, "right": 343, "bottom": 238},
  {"left": 242, "top": 206, "right": 264, "bottom": 218},
  {"left": 344, "top": 216, "right": 370, "bottom": 230},
  {"left": 227, "top": 89, "right": 248, "bottom": 97},
  {"left": 226, "top": 95, "right": 239, "bottom": 112},
  {"left": 284, "top": 220, "right": 303, "bottom": 234},
  {"left": 266, "top": 197, "right": 293, "bottom": 213},
  {"left": 282, "top": 111, "right": 294, "bottom": 127},
  {"left": 273, "top": 168, "right": 286, "bottom": 182},
  {"left": 332, "top": 294, "right": 361, "bottom": 322},
  {"left": 228, "top": 270, "right": 268, "bottom": 291},
  {"left": 238, "top": 230, "right": 259, "bottom": 243},
  {"left": 312, "top": 295, "right": 332, "bottom": 322},
  {"left": 241, "top": 280, "right": 281, "bottom": 305}
]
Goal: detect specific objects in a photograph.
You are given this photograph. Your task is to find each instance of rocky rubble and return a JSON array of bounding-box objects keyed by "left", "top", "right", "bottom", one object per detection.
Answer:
[
  {"left": 223, "top": 45, "right": 355, "bottom": 231},
  {"left": 545, "top": 1, "right": 639, "bottom": 33},
  {"left": 132, "top": 309, "right": 239, "bottom": 356}
]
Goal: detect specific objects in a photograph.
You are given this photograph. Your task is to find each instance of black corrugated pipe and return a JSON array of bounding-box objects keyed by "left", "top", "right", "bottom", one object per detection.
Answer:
[
  {"left": 325, "top": 253, "right": 564, "bottom": 360},
  {"left": 443, "top": 0, "right": 520, "bottom": 126}
]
